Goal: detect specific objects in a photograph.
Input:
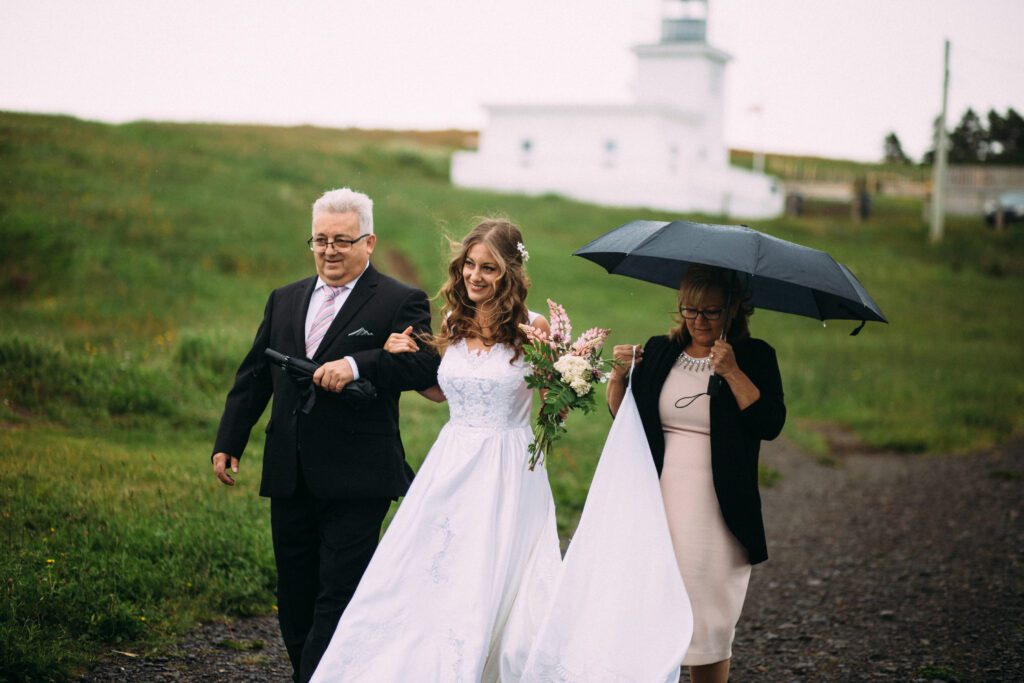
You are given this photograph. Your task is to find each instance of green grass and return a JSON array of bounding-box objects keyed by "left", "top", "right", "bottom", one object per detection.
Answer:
[
  {"left": 0, "top": 429, "right": 275, "bottom": 681},
  {"left": 916, "top": 664, "right": 963, "bottom": 682},
  {"left": 2, "top": 110, "right": 1023, "bottom": 679}
]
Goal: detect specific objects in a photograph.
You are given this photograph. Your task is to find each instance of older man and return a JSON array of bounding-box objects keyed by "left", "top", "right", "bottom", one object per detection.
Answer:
[{"left": 211, "top": 188, "right": 438, "bottom": 682}]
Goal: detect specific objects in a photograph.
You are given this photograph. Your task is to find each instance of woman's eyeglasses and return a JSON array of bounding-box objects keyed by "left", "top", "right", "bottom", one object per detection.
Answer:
[{"left": 679, "top": 306, "right": 724, "bottom": 321}]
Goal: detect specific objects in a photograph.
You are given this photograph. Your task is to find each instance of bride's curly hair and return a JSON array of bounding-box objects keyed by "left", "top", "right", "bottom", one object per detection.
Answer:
[{"left": 434, "top": 218, "right": 531, "bottom": 360}]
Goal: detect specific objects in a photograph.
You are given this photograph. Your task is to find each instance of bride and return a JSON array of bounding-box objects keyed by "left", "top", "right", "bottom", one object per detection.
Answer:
[
  {"left": 310, "top": 218, "right": 563, "bottom": 681},
  {"left": 312, "top": 218, "right": 692, "bottom": 682}
]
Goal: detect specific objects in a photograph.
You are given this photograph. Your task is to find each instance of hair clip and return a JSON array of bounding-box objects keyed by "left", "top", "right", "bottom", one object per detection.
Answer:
[{"left": 516, "top": 242, "right": 530, "bottom": 263}]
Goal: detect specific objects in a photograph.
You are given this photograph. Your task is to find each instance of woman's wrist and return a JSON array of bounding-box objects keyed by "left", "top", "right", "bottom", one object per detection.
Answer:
[
  {"left": 723, "top": 367, "right": 761, "bottom": 409},
  {"left": 722, "top": 367, "right": 747, "bottom": 384},
  {"left": 718, "top": 365, "right": 743, "bottom": 388}
]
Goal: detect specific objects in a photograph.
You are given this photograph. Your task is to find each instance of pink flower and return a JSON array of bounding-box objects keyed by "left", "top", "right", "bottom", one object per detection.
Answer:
[
  {"left": 570, "top": 327, "right": 610, "bottom": 357},
  {"left": 547, "top": 299, "right": 571, "bottom": 346},
  {"left": 519, "top": 323, "right": 556, "bottom": 348}
]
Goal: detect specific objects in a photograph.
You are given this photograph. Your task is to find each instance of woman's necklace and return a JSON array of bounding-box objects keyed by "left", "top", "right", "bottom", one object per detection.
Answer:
[{"left": 676, "top": 350, "right": 712, "bottom": 372}]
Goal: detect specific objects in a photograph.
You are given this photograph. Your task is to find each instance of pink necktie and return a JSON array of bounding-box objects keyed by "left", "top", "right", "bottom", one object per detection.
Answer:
[{"left": 305, "top": 285, "right": 344, "bottom": 358}]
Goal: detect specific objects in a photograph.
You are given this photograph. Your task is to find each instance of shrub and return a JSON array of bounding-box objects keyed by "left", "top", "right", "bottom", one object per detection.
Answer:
[
  {"left": 173, "top": 330, "right": 248, "bottom": 394},
  {"left": 0, "top": 336, "right": 182, "bottom": 423}
]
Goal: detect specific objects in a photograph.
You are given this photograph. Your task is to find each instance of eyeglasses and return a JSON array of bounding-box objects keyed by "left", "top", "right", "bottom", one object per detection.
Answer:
[
  {"left": 307, "top": 234, "right": 370, "bottom": 253},
  {"left": 679, "top": 306, "right": 724, "bottom": 321}
]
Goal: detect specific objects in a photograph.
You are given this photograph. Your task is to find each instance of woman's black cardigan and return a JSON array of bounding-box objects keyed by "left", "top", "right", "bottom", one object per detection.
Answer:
[{"left": 629, "top": 334, "right": 786, "bottom": 565}]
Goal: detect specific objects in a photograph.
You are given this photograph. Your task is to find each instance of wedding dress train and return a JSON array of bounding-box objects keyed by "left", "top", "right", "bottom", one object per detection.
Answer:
[{"left": 519, "top": 374, "right": 693, "bottom": 682}]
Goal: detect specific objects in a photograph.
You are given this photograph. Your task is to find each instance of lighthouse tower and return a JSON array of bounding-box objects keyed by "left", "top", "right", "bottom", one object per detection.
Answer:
[
  {"left": 450, "top": 0, "right": 783, "bottom": 219},
  {"left": 634, "top": 0, "right": 732, "bottom": 167}
]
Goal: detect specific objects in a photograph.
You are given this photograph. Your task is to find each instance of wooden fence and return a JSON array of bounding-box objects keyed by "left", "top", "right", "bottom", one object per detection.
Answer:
[{"left": 782, "top": 165, "right": 1024, "bottom": 216}]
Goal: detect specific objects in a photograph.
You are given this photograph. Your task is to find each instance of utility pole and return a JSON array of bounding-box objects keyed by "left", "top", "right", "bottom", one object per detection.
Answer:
[{"left": 929, "top": 39, "right": 950, "bottom": 244}]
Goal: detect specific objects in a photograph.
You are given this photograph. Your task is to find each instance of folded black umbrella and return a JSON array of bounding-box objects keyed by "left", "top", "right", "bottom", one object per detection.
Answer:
[{"left": 264, "top": 348, "right": 378, "bottom": 413}]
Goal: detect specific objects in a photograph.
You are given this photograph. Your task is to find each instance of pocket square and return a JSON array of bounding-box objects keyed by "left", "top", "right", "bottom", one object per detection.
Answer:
[{"left": 348, "top": 327, "right": 374, "bottom": 337}]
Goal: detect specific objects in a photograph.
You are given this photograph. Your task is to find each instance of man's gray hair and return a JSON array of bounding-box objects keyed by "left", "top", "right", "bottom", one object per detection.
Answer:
[{"left": 311, "top": 187, "right": 374, "bottom": 235}]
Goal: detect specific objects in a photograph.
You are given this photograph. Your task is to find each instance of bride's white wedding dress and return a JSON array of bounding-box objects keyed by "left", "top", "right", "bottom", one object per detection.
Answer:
[
  {"left": 312, "top": 324, "right": 691, "bottom": 682},
  {"left": 311, "top": 325, "right": 562, "bottom": 681}
]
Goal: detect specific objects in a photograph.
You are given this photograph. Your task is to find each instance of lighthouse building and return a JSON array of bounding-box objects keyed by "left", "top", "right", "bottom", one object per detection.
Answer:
[{"left": 451, "top": 0, "right": 782, "bottom": 219}]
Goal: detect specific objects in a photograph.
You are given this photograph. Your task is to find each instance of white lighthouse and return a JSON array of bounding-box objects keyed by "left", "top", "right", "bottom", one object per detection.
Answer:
[{"left": 451, "top": 0, "right": 782, "bottom": 219}]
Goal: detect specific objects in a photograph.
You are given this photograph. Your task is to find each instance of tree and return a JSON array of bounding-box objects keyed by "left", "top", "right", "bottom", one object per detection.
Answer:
[
  {"left": 882, "top": 132, "right": 910, "bottom": 164},
  {"left": 922, "top": 107, "right": 1024, "bottom": 165},
  {"left": 987, "top": 107, "right": 1024, "bottom": 164},
  {"left": 947, "top": 108, "right": 989, "bottom": 163}
]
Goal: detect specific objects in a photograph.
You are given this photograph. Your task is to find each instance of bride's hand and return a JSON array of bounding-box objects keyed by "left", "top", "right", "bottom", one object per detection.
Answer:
[
  {"left": 538, "top": 394, "right": 570, "bottom": 423},
  {"left": 384, "top": 326, "right": 419, "bottom": 354}
]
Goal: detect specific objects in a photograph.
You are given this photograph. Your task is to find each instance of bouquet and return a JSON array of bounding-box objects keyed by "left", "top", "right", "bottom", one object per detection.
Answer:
[{"left": 519, "top": 300, "right": 611, "bottom": 469}]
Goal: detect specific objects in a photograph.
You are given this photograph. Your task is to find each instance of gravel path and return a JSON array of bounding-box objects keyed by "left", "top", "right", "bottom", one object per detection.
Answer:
[
  {"left": 77, "top": 437, "right": 1024, "bottom": 682},
  {"left": 729, "top": 435, "right": 1024, "bottom": 682}
]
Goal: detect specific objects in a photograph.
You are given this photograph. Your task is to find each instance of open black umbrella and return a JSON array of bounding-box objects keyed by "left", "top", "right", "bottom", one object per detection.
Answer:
[
  {"left": 575, "top": 219, "right": 887, "bottom": 396},
  {"left": 265, "top": 348, "right": 378, "bottom": 413},
  {"left": 574, "top": 219, "right": 887, "bottom": 332}
]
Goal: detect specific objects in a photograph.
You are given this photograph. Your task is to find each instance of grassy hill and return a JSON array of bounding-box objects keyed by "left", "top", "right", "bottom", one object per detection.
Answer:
[
  {"left": 2, "top": 110, "right": 1022, "bottom": 679},
  {"left": 729, "top": 148, "right": 931, "bottom": 182}
]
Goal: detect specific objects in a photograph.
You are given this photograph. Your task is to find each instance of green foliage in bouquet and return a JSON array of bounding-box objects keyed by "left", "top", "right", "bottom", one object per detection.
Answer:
[{"left": 520, "top": 300, "right": 610, "bottom": 469}]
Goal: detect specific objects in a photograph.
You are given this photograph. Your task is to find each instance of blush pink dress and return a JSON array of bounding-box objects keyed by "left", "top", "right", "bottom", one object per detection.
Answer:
[{"left": 658, "top": 354, "right": 752, "bottom": 666}]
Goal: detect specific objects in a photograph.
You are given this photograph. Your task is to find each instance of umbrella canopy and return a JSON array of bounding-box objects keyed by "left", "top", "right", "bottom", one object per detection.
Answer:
[{"left": 574, "top": 219, "right": 887, "bottom": 329}]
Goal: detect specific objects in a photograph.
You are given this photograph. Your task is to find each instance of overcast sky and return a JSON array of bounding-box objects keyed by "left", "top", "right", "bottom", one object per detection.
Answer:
[{"left": 2, "top": 0, "right": 1022, "bottom": 161}]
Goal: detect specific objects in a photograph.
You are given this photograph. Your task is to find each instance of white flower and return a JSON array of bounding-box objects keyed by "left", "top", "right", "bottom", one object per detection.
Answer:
[
  {"left": 569, "top": 379, "right": 592, "bottom": 396},
  {"left": 553, "top": 354, "right": 588, "bottom": 381},
  {"left": 553, "top": 355, "right": 593, "bottom": 396},
  {"left": 516, "top": 241, "right": 530, "bottom": 263}
]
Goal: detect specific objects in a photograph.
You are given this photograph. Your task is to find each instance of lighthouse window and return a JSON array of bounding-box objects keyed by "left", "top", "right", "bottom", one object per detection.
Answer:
[
  {"left": 604, "top": 139, "right": 618, "bottom": 168},
  {"left": 520, "top": 138, "right": 533, "bottom": 167}
]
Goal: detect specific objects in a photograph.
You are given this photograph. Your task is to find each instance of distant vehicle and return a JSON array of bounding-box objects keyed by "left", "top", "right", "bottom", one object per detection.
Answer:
[{"left": 984, "top": 191, "right": 1024, "bottom": 226}]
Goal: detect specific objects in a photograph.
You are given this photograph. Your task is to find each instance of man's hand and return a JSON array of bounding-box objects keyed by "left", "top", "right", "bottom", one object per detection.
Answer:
[
  {"left": 213, "top": 452, "right": 240, "bottom": 486},
  {"left": 313, "top": 358, "right": 354, "bottom": 393}
]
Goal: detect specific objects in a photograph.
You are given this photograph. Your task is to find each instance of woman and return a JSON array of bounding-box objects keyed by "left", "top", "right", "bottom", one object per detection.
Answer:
[
  {"left": 606, "top": 264, "right": 786, "bottom": 683},
  {"left": 311, "top": 219, "right": 562, "bottom": 682}
]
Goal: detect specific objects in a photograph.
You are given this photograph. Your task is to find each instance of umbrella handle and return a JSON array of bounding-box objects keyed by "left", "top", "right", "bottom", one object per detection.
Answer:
[
  {"left": 707, "top": 285, "right": 733, "bottom": 398},
  {"left": 707, "top": 373, "right": 723, "bottom": 397}
]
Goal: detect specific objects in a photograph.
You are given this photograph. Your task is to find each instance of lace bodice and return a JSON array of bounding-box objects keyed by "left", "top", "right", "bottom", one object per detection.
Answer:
[{"left": 438, "top": 340, "right": 533, "bottom": 430}]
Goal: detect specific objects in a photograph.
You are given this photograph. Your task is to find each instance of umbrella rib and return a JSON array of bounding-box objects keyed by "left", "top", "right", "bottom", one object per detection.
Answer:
[
  {"left": 753, "top": 231, "right": 765, "bottom": 276},
  {"left": 811, "top": 287, "right": 827, "bottom": 321}
]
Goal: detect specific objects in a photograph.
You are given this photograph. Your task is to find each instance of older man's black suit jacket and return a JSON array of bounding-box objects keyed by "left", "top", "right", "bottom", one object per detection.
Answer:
[
  {"left": 213, "top": 264, "right": 439, "bottom": 500},
  {"left": 630, "top": 334, "right": 786, "bottom": 565}
]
